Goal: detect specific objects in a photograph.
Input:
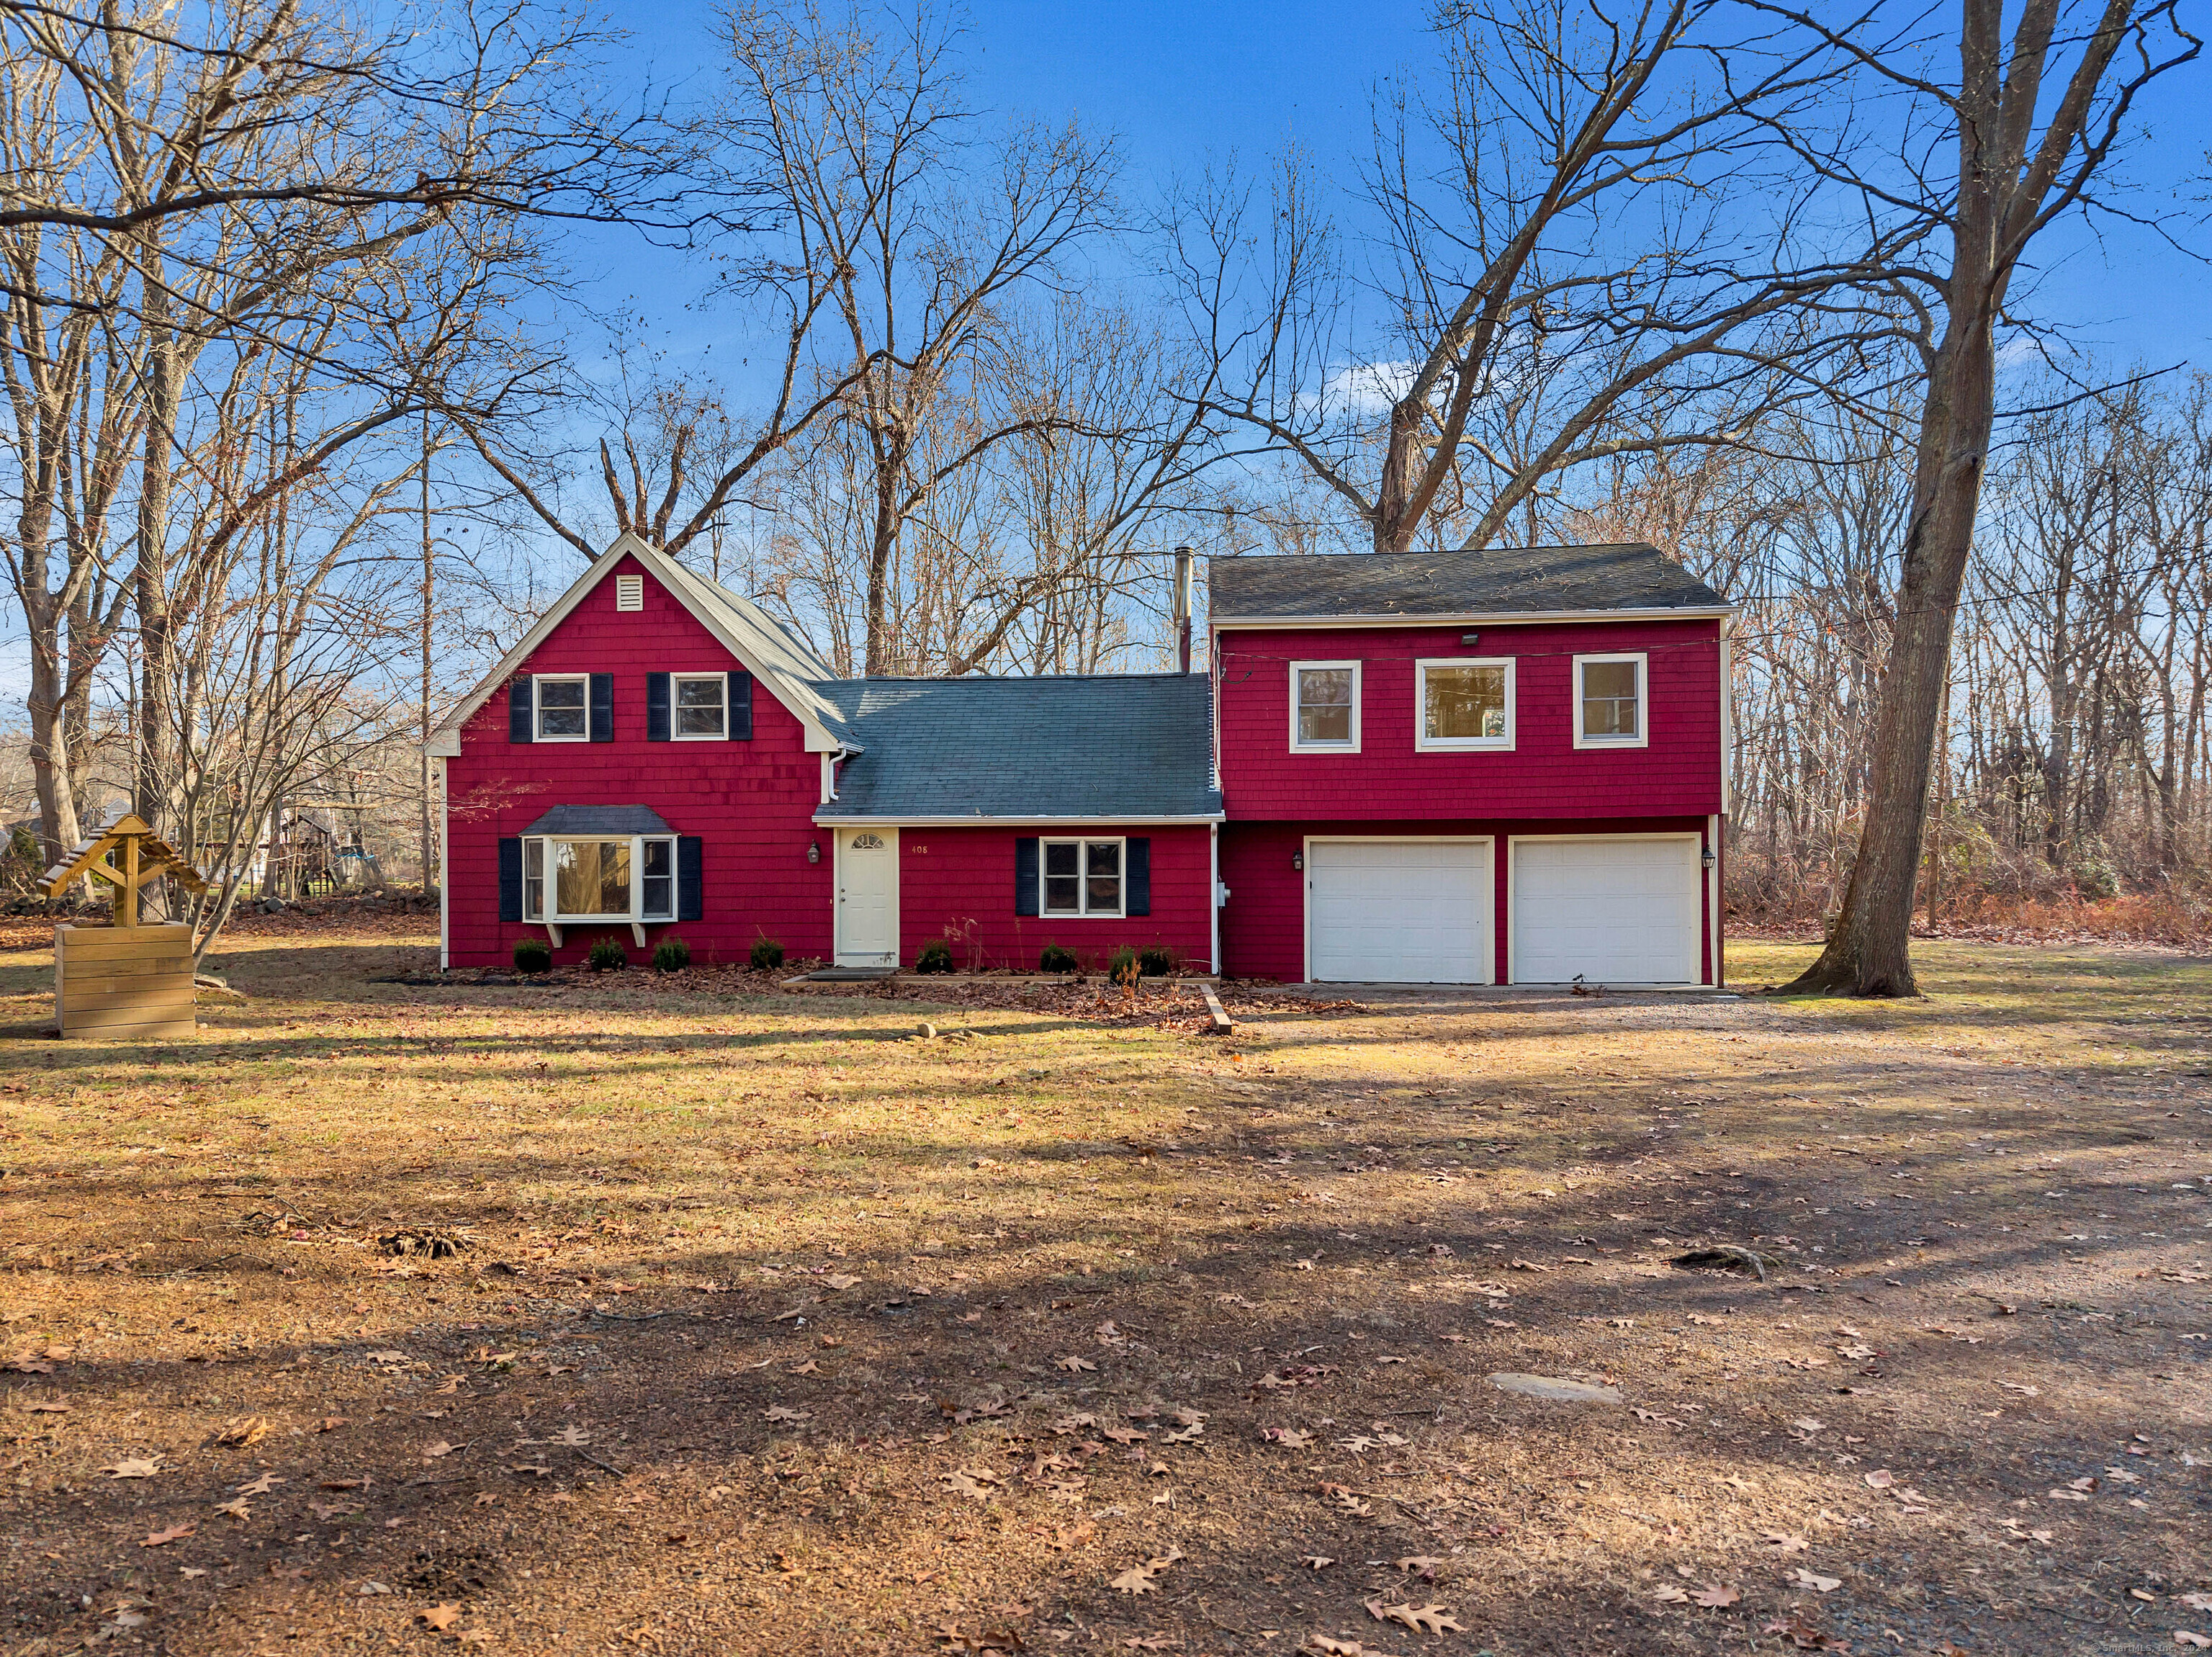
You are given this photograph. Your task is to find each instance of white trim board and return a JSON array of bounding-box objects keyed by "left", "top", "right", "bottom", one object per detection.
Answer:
[
  {"left": 812, "top": 814, "right": 1225, "bottom": 828},
  {"left": 1211, "top": 606, "right": 1735, "bottom": 629}
]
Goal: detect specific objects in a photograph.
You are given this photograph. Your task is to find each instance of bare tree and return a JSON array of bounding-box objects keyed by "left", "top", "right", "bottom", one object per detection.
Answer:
[
  {"left": 1170, "top": 0, "right": 1904, "bottom": 557},
  {"left": 1775, "top": 0, "right": 2199, "bottom": 994}
]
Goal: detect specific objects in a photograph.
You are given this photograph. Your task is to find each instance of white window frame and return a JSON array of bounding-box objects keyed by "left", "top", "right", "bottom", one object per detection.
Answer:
[
  {"left": 1289, "top": 659, "right": 1362, "bottom": 753},
  {"left": 1572, "top": 652, "right": 1648, "bottom": 750},
  {"left": 523, "top": 834, "right": 678, "bottom": 935},
  {"left": 1415, "top": 657, "right": 1516, "bottom": 751},
  {"left": 1039, "top": 835, "right": 1126, "bottom": 919},
  {"left": 531, "top": 673, "right": 591, "bottom": 743},
  {"left": 670, "top": 671, "right": 730, "bottom": 742}
]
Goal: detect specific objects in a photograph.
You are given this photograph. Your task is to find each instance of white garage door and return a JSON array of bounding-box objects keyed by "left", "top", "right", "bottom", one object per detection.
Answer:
[
  {"left": 1308, "top": 840, "right": 1489, "bottom": 983},
  {"left": 1513, "top": 838, "right": 1699, "bottom": 984}
]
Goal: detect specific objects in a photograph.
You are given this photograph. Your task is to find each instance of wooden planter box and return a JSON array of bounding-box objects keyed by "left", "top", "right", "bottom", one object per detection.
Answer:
[{"left": 54, "top": 922, "right": 196, "bottom": 1040}]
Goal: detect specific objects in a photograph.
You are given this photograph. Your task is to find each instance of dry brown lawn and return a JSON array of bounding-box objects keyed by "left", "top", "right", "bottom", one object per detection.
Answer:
[{"left": 0, "top": 924, "right": 2206, "bottom": 1657}]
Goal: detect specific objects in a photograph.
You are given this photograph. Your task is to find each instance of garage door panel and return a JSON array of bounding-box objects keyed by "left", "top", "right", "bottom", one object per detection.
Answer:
[
  {"left": 1309, "top": 840, "right": 1488, "bottom": 984},
  {"left": 1514, "top": 838, "right": 1698, "bottom": 984}
]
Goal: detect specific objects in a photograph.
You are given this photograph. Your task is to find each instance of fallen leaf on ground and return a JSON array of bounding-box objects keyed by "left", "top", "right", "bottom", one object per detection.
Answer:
[
  {"left": 212, "top": 1497, "right": 252, "bottom": 1519},
  {"left": 763, "top": 1406, "right": 809, "bottom": 1423},
  {"left": 1109, "top": 1548, "right": 1184, "bottom": 1594},
  {"left": 1057, "top": 1355, "right": 1097, "bottom": 1373},
  {"left": 421, "top": 1602, "right": 462, "bottom": 1630},
  {"left": 1763, "top": 1532, "right": 1809, "bottom": 1554},
  {"left": 140, "top": 1523, "right": 194, "bottom": 1547},
  {"left": 1653, "top": 1584, "right": 1690, "bottom": 1603},
  {"left": 236, "top": 1472, "right": 283, "bottom": 1495},
  {"left": 1303, "top": 1555, "right": 1335, "bottom": 1570},
  {"left": 1863, "top": 1470, "right": 1894, "bottom": 1489},
  {"left": 102, "top": 1458, "right": 161, "bottom": 1479},
  {"left": 1694, "top": 1583, "right": 1743, "bottom": 1608},
  {"left": 1364, "top": 1600, "right": 1465, "bottom": 1635},
  {"left": 212, "top": 1416, "right": 269, "bottom": 1447},
  {"left": 1791, "top": 1568, "right": 1843, "bottom": 1592},
  {"left": 1264, "top": 1427, "right": 1314, "bottom": 1448}
]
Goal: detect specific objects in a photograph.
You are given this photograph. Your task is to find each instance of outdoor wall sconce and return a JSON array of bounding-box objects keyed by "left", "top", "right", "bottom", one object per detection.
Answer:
[
  {"left": 807, "top": 842, "right": 821, "bottom": 864},
  {"left": 1701, "top": 848, "right": 1717, "bottom": 870},
  {"left": 1460, "top": 631, "right": 1481, "bottom": 647},
  {"left": 1291, "top": 852, "right": 1304, "bottom": 871}
]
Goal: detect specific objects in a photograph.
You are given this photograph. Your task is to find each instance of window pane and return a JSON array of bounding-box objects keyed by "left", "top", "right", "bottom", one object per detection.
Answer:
[
  {"left": 1085, "top": 840, "right": 1121, "bottom": 912},
  {"left": 1426, "top": 665, "right": 1509, "bottom": 740},
  {"left": 1297, "top": 667, "right": 1353, "bottom": 745},
  {"left": 554, "top": 840, "right": 630, "bottom": 917},
  {"left": 523, "top": 878, "right": 542, "bottom": 921},
  {"left": 1582, "top": 660, "right": 1640, "bottom": 737},
  {"left": 675, "top": 676, "right": 724, "bottom": 737},
  {"left": 538, "top": 678, "right": 586, "bottom": 737},
  {"left": 641, "top": 840, "right": 673, "bottom": 919},
  {"left": 1043, "top": 841, "right": 1080, "bottom": 913}
]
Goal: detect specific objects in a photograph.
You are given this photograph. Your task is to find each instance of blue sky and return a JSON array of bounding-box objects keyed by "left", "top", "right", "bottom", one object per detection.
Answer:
[{"left": 580, "top": 0, "right": 2212, "bottom": 389}]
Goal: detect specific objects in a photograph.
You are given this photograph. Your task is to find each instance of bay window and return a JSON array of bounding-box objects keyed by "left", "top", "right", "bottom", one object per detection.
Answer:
[{"left": 522, "top": 834, "right": 677, "bottom": 923}]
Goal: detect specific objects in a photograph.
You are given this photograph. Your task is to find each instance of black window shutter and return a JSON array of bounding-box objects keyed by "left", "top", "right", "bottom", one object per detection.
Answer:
[
  {"left": 1125, "top": 837, "right": 1151, "bottom": 915},
  {"left": 646, "top": 673, "right": 670, "bottom": 742},
  {"left": 678, "top": 836, "right": 703, "bottom": 921},
  {"left": 589, "top": 673, "right": 614, "bottom": 742},
  {"left": 1015, "top": 837, "right": 1039, "bottom": 916},
  {"left": 498, "top": 838, "right": 523, "bottom": 921},
  {"left": 508, "top": 680, "right": 533, "bottom": 743},
  {"left": 730, "top": 670, "right": 753, "bottom": 740}
]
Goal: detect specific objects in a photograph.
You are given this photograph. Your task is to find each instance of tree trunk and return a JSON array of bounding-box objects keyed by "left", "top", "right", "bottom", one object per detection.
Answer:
[{"left": 1784, "top": 281, "right": 1998, "bottom": 994}]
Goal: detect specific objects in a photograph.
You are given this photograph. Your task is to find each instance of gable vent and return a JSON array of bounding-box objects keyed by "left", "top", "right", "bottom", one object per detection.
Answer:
[{"left": 615, "top": 574, "right": 644, "bottom": 611}]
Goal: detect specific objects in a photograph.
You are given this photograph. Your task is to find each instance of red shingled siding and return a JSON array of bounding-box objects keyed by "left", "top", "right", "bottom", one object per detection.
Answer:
[
  {"left": 444, "top": 554, "right": 833, "bottom": 969},
  {"left": 1213, "top": 619, "right": 1723, "bottom": 819},
  {"left": 1219, "top": 816, "right": 1713, "bottom": 983},
  {"left": 895, "top": 825, "right": 1214, "bottom": 974}
]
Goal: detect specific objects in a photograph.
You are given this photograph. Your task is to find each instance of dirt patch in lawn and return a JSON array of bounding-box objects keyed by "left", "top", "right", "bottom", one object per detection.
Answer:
[{"left": 0, "top": 930, "right": 2204, "bottom": 1656}]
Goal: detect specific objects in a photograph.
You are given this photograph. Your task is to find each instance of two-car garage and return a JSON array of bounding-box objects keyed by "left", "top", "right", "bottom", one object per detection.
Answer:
[{"left": 1302, "top": 834, "right": 1705, "bottom": 985}]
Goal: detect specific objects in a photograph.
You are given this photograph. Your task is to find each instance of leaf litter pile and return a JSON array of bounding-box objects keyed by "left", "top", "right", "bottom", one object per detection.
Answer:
[{"left": 0, "top": 927, "right": 2206, "bottom": 1655}]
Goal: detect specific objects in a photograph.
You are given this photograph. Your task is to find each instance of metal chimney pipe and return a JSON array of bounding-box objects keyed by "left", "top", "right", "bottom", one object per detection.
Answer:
[{"left": 1172, "top": 545, "right": 1193, "bottom": 674}]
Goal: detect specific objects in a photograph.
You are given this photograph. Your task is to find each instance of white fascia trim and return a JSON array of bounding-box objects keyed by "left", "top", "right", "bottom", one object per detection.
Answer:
[
  {"left": 813, "top": 814, "right": 1226, "bottom": 828},
  {"left": 1212, "top": 606, "right": 1736, "bottom": 628},
  {"left": 423, "top": 533, "right": 842, "bottom": 758}
]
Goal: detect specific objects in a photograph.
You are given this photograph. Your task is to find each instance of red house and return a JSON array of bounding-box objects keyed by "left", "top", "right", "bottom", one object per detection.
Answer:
[{"left": 429, "top": 534, "right": 1734, "bottom": 985}]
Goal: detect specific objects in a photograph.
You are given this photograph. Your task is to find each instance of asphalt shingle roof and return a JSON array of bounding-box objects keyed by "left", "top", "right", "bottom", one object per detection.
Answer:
[
  {"left": 523, "top": 805, "right": 673, "bottom": 835},
  {"left": 809, "top": 674, "right": 1221, "bottom": 820},
  {"left": 1208, "top": 542, "right": 1728, "bottom": 620}
]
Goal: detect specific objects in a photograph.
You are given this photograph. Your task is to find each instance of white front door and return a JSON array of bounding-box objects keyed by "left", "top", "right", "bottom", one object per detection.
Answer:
[
  {"left": 1512, "top": 836, "right": 1699, "bottom": 984},
  {"left": 835, "top": 827, "right": 899, "bottom": 966},
  {"left": 1307, "top": 838, "right": 1491, "bottom": 984}
]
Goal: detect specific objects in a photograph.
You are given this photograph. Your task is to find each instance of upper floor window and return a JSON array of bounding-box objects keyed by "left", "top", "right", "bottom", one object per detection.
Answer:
[
  {"left": 1042, "top": 838, "right": 1123, "bottom": 917},
  {"left": 523, "top": 835, "right": 675, "bottom": 922},
  {"left": 1574, "top": 653, "right": 1647, "bottom": 748},
  {"left": 1417, "top": 658, "right": 1514, "bottom": 750},
  {"left": 673, "top": 673, "right": 727, "bottom": 740},
  {"left": 534, "top": 674, "right": 590, "bottom": 742},
  {"left": 1291, "top": 660, "right": 1360, "bottom": 752}
]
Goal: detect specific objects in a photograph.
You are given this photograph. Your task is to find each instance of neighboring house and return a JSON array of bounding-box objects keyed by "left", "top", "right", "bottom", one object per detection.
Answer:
[{"left": 428, "top": 534, "right": 1733, "bottom": 984}]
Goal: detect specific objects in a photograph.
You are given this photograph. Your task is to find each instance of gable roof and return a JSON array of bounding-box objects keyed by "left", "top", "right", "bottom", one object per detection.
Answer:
[
  {"left": 426, "top": 534, "right": 852, "bottom": 758},
  {"left": 1208, "top": 542, "right": 1731, "bottom": 623},
  {"left": 809, "top": 674, "right": 1222, "bottom": 822}
]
